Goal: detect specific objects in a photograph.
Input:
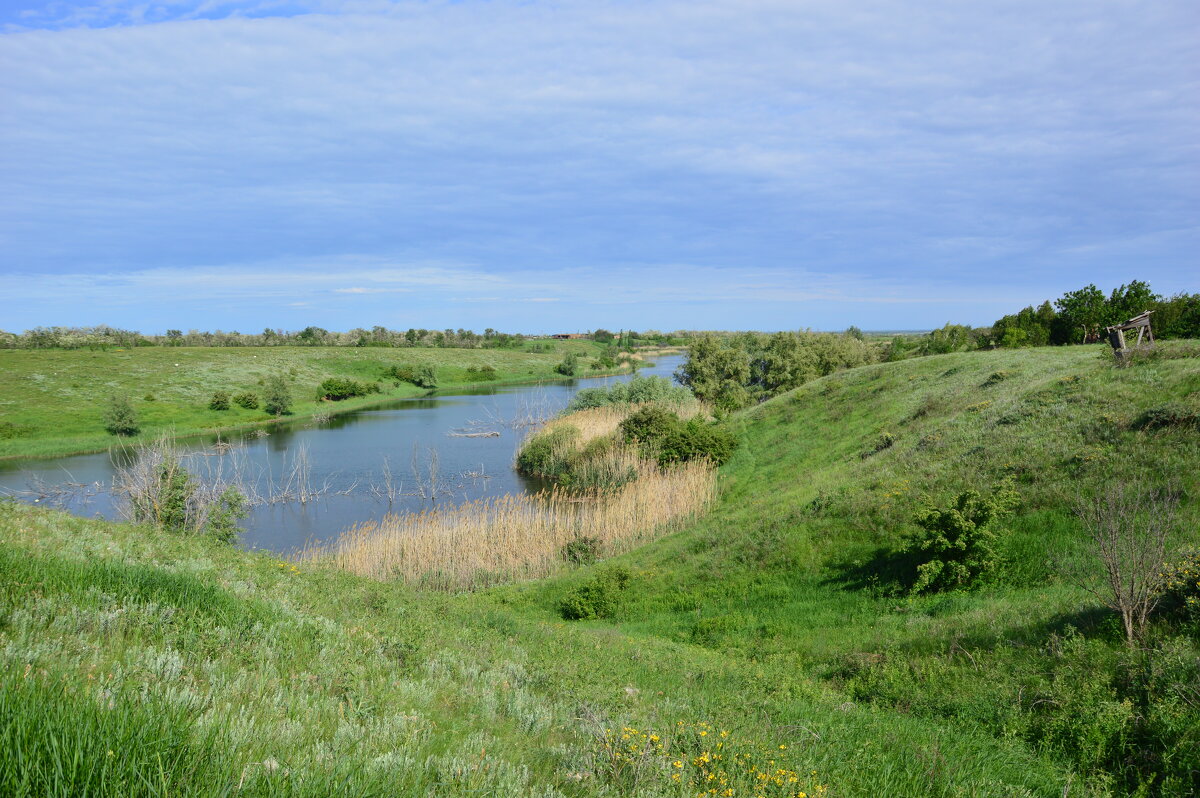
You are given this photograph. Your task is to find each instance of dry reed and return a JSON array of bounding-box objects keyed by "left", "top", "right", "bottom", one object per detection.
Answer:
[{"left": 302, "top": 456, "right": 715, "bottom": 590}]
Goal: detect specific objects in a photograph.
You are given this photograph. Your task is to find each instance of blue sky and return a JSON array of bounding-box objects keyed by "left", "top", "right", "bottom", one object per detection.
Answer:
[{"left": 1, "top": 0, "right": 1196, "bottom": 334}]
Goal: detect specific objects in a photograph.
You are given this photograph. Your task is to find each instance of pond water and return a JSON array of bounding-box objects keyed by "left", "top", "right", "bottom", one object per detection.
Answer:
[{"left": 0, "top": 355, "right": 685, "bottom": 554}]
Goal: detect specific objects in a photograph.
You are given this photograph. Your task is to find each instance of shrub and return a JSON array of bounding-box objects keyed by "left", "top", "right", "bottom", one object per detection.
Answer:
[
  {"left": 0, "top": 422, "right": 31, "bottom": 440},
  {"left": 143, "top": 393, "right": 156, "bottom": 401},
  {"left": 620, "top": 407, "right": 738, "bottom": 467},
  {"left": 860, "top": 431, "right": 896, "bottom": 459},
  {"left": 515, "top": 426, "right": 580, "bottom": 480},
  {"left": 382, "top": 364, "right": 436, "bottom": 388},
  {"left": 102, "top": 395, "right": 139, "bottom": 436},
  {"left": 658, "top": 417, "right": 738, "bottom": 467},
  {"left": 413, "top": 365, "right": 437, "bottom": 388},
  {"left": 560, "top": 567, "right": 631, "bottom": 620},
  {"left": 233, "top": 391, "right": 259, "bottom": 409},
  {"left": 567, "top": 375, "right": 691, "bottom": 412},
  {"left": 619, "top": 406, "right": 678, "bottom": 448},
  {"left": 263, "top": 375, "right": 292, "bottom": 416},
  {"left": 555, "top": 352, "right": 580, "bottom": 376},
  {"left": 208, "top": 391, "right": 230, "bottom": 411},
  {"left": 1159, "top": 548, "right": 1200, "bottom": 625},
  {"left": 466, "top": 365, "right": 498, "bottom": 381},
  {"left": 903, "top": 484, "right": 1020, "bottom": 594},
  {"left": 317, "top": 377, "right": 371, "bottom": 401},
  {"left": 562, "top": 536, "right": 601, "bottom": 566}
]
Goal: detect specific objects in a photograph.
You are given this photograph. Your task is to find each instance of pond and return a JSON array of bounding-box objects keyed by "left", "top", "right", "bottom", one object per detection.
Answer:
[{"left": 0, "top": 355, "right": 685, "bottom": 554}]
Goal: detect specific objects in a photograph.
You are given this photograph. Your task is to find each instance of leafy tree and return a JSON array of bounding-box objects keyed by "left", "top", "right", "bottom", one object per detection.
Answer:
[
  {"left": 592, "top": 328, "right": 615, "bottom": 343},
  {"left": 263, "top": 375, "right": 292, "bottom": 416},
  {"left": 103, "top": 395, "right": 139, "bottom": 436},
  {"left": 1107, "top": 280, "right": 1159, "bottom": 325},
  {"left": 555, "top": 352, "right": 580, "bottom": 376},
  {"left": 676, "top": 336, "right": 751, "bottom": 411},
  {"left": 1055, "top": 284, "right": 1107, "bottom": 343}
]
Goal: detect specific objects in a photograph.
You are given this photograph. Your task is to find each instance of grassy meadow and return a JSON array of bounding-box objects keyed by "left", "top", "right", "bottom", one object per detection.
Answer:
[
  {"left": 0, "top": 340, "right": 616, "bottom": 459},
  {"left": 2, "top": 342, "right": 1199, "bottom": 796}
]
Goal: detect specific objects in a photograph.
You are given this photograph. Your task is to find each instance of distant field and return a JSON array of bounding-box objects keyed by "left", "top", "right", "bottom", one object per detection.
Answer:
[{"left": 0, "top": 341, "right": 613, "bottom": 459}]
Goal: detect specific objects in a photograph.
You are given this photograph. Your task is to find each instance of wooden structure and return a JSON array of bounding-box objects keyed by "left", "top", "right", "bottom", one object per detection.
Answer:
[{"left": 1106, "top": 310, "right": 1154, "bottom": 362}]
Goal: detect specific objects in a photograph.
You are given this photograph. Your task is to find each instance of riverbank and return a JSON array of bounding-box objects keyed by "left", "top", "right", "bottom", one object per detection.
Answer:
[{"left": 0, "top": 342, "right": 627, "bottom": 460}]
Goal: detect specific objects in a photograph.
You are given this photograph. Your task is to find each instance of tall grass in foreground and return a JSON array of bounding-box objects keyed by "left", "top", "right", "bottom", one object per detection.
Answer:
[{"left": 303, "top": 458, "right": 715, "bottom": 590}]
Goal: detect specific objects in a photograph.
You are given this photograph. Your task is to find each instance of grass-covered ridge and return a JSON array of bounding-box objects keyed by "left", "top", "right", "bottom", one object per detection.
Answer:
[
  {"left": 0, "top": 340, "right": 617, "bottom": 458},
  {"left": 1, "top": 343, "right": 1197, "bottom": 796}
]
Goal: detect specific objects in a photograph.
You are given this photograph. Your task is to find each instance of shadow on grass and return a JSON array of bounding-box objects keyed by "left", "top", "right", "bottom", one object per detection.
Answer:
[{"left": 821, "top": 544, "right": 923, "bottom": 597}]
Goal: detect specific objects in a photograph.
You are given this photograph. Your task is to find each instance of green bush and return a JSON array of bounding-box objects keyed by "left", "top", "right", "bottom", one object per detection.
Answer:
[
  {"left": 567, "top": 375, "right": 691, "bottom": 412},
  {"left": 208, "top": 390, "right": 231, "bottom": 411},
  {"left": 233, "top": 391, "right": 259, "bottom": 409},
  {"left": 658, "top": 417, "right": 738, "bottom": 467},
  {"left": 1159, "top": 548, "right": 1200, "bottom": 625},
  {"left": 317, "top": 377, "right": 374, "bottom": 401},
  {"left": 102, "top": 395, "right": 139, "bottom": 436},
  {"left": 555, "top": 352, "right": 580, "bottom": 376},
  {"left": 466, "top": 365, "right": 498, "bottom": 381},
  {"left": 263, "top": 375, "right": 292, "bottom": 416},
  {"left": 619, "top": 405, "right": 678, "bottom": 448},
  {"left": 515, "top": 426, "right": 580, "bottom": 479},
  {"left": 620, "top": 407, "right": 737, "bottom": 467},
  {"left": 560, "top": 566, "right": 631, "bottom": 620},
  {"left": 382, "top": 364, "right": 436, "bottom": 388},
  {"left": 903, "top": 484, "right": 1020, "bottom": 595},
  {"left": 562, "top": 536, "right": 602, "bottom": 566}
]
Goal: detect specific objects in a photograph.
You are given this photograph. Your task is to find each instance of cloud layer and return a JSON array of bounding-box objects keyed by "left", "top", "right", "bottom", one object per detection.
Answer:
[{"left": 2, "top": 0, "right": 1197, "bottom": 331}]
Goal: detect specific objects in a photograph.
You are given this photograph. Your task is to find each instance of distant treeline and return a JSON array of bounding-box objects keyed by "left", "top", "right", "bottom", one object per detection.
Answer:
[
  {"left": 886, "top": 280, "right": 1199, "bottom": 360},
  {"left": 0, "top": 325, "right": 690, "bottom": 351}
]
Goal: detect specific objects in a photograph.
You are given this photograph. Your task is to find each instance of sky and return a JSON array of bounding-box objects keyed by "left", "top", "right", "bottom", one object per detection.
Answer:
[{"left": 1, "top": 0, "right": 1197, "bottom": 334}]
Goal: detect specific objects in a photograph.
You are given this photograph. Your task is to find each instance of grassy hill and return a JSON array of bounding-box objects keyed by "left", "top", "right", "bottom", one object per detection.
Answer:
[
  {"left": 0, "top": 340, "right": 613, "bottom": 458},
  {"left": 2, "top": 343, "right": 1197, "bottom": 796}
]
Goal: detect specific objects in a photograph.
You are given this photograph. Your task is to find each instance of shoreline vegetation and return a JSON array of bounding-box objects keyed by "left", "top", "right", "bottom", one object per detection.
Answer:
[
  {"left": 0, "top": 342, "right": 646, "bottom": 461},
  {"left": 303, "top": 378, "right": 720, "bottom": 591},
  {"left": 1, "top": 342, "right": 1198, "bottom": 795}
]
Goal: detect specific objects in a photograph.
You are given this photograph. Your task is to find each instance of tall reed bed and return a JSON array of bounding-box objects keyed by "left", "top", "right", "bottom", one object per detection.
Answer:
[{"left": 302, "top": 458, "right": 715, "bottom": 590}]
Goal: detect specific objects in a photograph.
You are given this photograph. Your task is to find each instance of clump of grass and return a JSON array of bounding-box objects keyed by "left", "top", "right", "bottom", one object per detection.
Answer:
[{"left": 304, "top": 460, "right": 716, "bottom": 590}]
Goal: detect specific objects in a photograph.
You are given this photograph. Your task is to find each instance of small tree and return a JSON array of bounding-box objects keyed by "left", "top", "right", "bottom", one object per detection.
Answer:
[
  {"left": 905, "top": 484, "right": 1020, "bottom": 595},
  {"left": 555, "top": 352, "right": 580, "bottom": 376},
  {"left": 263, "top": 374, "right": 292, "bottom": 416},
  {"left": 103, "top": 395, "right": 140, "bottom": 436},
  {"left": 1073, "top": 482, "right": 1179, "bottom": 645},
  {"left": 208, "top": 390, "right": 231, "bottom": 410}
]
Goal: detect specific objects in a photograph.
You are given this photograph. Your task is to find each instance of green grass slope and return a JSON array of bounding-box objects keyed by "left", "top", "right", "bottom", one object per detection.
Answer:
[
  {"left": 1, "top": 343, "right": 1197, "bottom": 797},
  {"left": 499, "top": 342, "right": 1200, "bottom": 795},
  {"left": 0, "top": 341, "right": 611, "bottom": 458}
]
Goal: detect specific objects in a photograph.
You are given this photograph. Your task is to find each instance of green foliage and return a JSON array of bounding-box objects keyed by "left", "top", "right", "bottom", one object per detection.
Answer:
[
  {"left": 413, "top": 364, "right": 437, "bottom": 388},
  {"left": 1159, "top": 548, "right": 1200, "bottom": 625},
  {"left": 0, "top": 421, "right": 31, "bottom": 440},
  {"left": 904, "top": 484, "right": 1020, "bottom": 595},
  {"left": 559, "top": 566, "right": 631, "bottom": 620},
  {"left": 102, "top": 394, "right": 139, "bottom": 436},
  {"left": 657, "top": 417, "right": 738, "bottom": 467},
  {"left": 316, "top": 377, "right": 378, "bottom": 401},
  {"left": 207, "top": 390, "right": 230, "bottom": 410},
  {"left": 514, "top": 425, "right": 580, "bottom": 480},
  {"left": 465, "top": 364, "right": 497, "bottom": 381},
  {"left": 232, "top": 391, "right": 258, "bottom": 409},
  {"left": 554, "top": 351, "right": 580, "bottom": 376},
  {"left": 618, "top": 405, "right": 678, "bottom": 448},
  {"left": 860, "top": 431, "right": 896, "bottom": 459},
  {"left": 567, "top": 375, "right": 692, "bottom": 411},
  {"left": 515, "top": 427, "right": 636, "bottom": 491},
  {"left": 619, "top": 407, "right": 738, "bottom": 467},
  {"left": 206, "top": 486, "right": 248, "bottom": 544},
  {"left": 562, "top": 535, "right": 601, "bottom": 566},
  {"left": 676, "top": 335, "right": 751, "bottom": 410},
  {"left": 263, "top": 374, "right": 292, "bottom": 416}
]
